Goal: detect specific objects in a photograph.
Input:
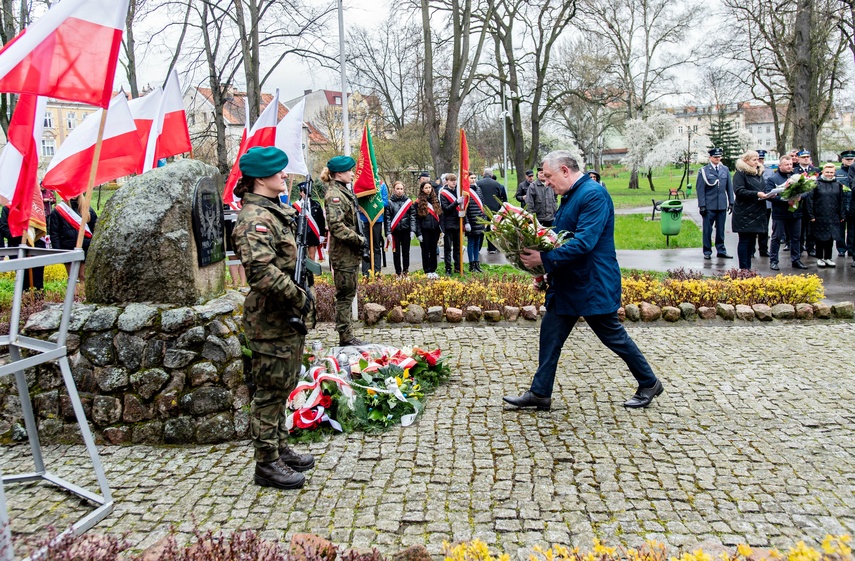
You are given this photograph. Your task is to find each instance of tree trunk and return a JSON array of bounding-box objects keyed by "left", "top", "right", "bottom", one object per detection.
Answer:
[
  {"left": 233, "top": 0, "right": 261, "bottom": 123},
  {"left": 124, "top": 0, "right": 139, "bottom": 97},
  {"left": 628, "top": 168, "right": 640, "bottom": 189},
  {"left": 792, "top": 0, "right": 815, "bottom": 155},
  {"left": 420, "top": 0, "right": 442, "bottom": 174},
  {"left": 201, "top": 3, "right": 230, "bottom": 175},
  {"left": 647, "top": 168, "right": 654, "bottom": 191}
]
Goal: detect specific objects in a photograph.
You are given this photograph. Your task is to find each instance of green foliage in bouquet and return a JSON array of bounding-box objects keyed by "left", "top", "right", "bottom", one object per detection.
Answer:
[
  {"left": 779, "top": 174, "right": 817, "bottom": 212},
  {"left": 480, "top": 203, "right": 571, "bottom": 275},
  {"left": 351, "top": 364, "right": 424, "bottom": 431},
  {"left": 409, "top": 347, "right": 452, "bottom": 392}
]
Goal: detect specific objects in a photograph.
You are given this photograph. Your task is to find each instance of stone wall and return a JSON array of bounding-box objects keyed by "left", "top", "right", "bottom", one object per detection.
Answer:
[{"left": 0, "top": 291, "right": 248, "bottom": 445}]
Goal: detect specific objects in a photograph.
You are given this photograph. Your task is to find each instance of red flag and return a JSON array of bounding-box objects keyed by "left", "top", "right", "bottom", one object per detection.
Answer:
[
  {"left": 0, "top": 0, "right": 129, "bottom": 108},
  {"left": 459, "top": 128, "right": 470, "bottom": 210},
  {"left": 153, "top": 70, "right": 192, "bottom": 165},
  {"left": 0, "top": 94, "right": 47, "bottom": 238},
  {"left": 352, "top": 124, "right": 378, "bottom": 197},
  {"left": 223, "top": 90, "right": 280, "bottom": 206},
  {"left": 42, "top": 94, "right": 143, "bottom": 199}
]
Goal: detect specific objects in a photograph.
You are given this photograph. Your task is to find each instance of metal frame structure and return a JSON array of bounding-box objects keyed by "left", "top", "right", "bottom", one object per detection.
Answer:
[{"left": 0, "top": 245, "right": 113, "bottom": 561}]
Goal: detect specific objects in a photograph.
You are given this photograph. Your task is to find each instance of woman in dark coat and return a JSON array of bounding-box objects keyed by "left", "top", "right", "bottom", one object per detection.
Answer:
[
  {"left": 385, "top": 180, "right": 416, "bottom": 277},
  {"left": 807, "top": 163, "right": 845, "bottom": 267},
  {"left": 414, "top": 181, "right": 442, "bottom": 279},
  {"left": 732, "top": 150, "right": 773, "bottom": 270},
  {"left": 465, "top": 172, "right": 486, "bottom": 272}
]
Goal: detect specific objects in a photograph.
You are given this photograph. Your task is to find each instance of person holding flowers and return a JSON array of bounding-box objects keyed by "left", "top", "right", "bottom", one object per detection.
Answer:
[
  {"left": 503, "top": 150, "right": 664, "bottom": 411},
  {"left": 807, "top": 163, "right": 845, "bottom": 267},
  {"left": 765, "top": 155, "right": 808, "bottom": 270},
  {"left": 231, "top": 146, "right": 316, "bottom": 490}
]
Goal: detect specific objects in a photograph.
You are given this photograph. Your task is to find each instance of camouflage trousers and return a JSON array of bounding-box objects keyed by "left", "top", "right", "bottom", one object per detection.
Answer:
[
  {"left": 249, "top": 334, "right": 305, "bottom": 462},
  {"left": 333, "top": 266, "right": 358, "bottom": 342}
]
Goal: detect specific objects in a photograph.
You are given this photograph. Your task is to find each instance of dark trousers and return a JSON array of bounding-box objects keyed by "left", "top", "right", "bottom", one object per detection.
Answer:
[
  {"left": 801, "top": 218, "right": 814, "bottom": 253},
  {"left": 391, "top": 229, "right": 411, "bottom": 275},
  {"left": 360, "top": 221, "right": 384, "bottom": 276},
  {"left": 770, "top": 216, "right": 802, "bottom": 265},
  {"left": 816, "top": 239, "right": 834, "bottom": 260},
  {"left": 702, "top": 209, "right": 727, "bottom": 256},
  {"left": 837, "top": 219, "right": 854, "bottom": 256},
  {"left": 420, "top": 228, "right": 440, "bottom": 273},
  {"left": 737, "top": 233, "right": 758, "bottom": 270},
  {"left": 530, "top": 308, "right": 658, "bottom": 398},
  {"left": 757, "top": 209, "right": 771, "bottom": 255},
  {"left": 444, "top": 229, "right": 460, "bottom": 273}
]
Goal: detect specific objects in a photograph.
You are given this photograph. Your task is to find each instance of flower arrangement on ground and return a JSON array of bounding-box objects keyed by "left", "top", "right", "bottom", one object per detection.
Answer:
[
  {"left": 481, "top": 202, "right": 570, "bottom": 277},
  {"left": 288, "top": 344, "right": 451, "bottom": 436}
]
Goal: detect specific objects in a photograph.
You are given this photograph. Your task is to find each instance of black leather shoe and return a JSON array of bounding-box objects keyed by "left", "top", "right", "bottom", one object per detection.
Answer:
[
  {"left": 503, "top": 391, "right": 551, "bottom": 411},
  {"left": 770, "top": 263, "right": 780, "bottom": 271},
  {"left": 759, "top": 252, "right": 769, "bottom": 257},
  {"left": 703, "top": 254, "right": 711, "bottom": 260},
  {"left": 279, "top": 445, "right": 315, "bottom": 472},
  {"left": 717, "top": 253, "right": 734, "bottom": 259},
  {"left": 623, "top": 379, "right": 664, "bottom": 408},
  {"left": 254, "top": 459, "right": 305, "bottom": 489},
  {"left": 340, "top": 337, "right": 365, "bottom": 346},
  {"left": 792, "top": 261, "right": 809, "bottom": 269}
]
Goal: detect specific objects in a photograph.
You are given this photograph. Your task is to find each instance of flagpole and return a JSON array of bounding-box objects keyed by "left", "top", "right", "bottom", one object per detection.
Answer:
[
  {"left": 458, "top": 134, "right": 465, "bottom": 276},
  {"left": 75, "top": 108, "right": 109, "bottom": 249},
  {"left": 339, "top": 0, "right": 350, "bottom": 157}
]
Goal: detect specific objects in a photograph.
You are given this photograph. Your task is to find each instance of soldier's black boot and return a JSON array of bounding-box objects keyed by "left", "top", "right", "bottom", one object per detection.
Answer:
[
  {"left": 279, "top": 445, "right": 315, "bottom": 472},
  {"left": 254, "top": 459, "right": 305, "bottom": 489}
]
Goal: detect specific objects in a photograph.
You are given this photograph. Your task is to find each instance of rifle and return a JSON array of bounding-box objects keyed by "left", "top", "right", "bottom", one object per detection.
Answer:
[{"left": 293, "top": 177, "right": 322, "bottom": 331}]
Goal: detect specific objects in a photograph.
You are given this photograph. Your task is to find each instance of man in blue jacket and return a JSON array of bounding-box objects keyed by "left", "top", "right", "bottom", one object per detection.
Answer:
[
  {"left": 696, "top": 147, "right": 734, "bottom": 259},
  {"left": 503, "top": 151, "right": 664, "bottom": 411}
]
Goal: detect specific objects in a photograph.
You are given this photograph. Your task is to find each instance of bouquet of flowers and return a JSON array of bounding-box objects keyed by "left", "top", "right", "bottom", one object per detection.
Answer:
[
  {"left": 285, "top": 362, "right": 356, "bottom": 434},
  {"left": 481, "top": 202, "right": 571, "bottom": 276},
  {"left": 779, "top": 174, "right": 817, "bottom": 212}
]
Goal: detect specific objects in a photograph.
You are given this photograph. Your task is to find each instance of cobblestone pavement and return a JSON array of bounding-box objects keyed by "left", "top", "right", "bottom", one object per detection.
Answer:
[{"left": 3, "top": 323, "right": 855, "bottom": 558}]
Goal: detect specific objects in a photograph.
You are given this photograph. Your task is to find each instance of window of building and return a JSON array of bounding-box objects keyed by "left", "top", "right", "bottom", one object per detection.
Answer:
[
  {"left": 189, "top": 112, "right": 195, "bottom": 126},
  {"left": 66, "top": 112, "right": 76, "bottom": 129},
  {"left": 766, "top": 139, "right": 771, "bottom": 146},
  {"left": 334, "top": 96, "right": 341, "bottom": 105},
  {"left": 678, "top": 126, "right": 683, "bottom": 134},
  {"left": 693, "top": 125, "right": 698, "bottom": 132},
  {"left": 44, "top": 112, "right": 53, "bottom": 128},
  {"left": 766, "top": 125, "right": 771, "bottom": 133},
  {"left": 41, "top": 139, "right": 55, "bottom": 156}
]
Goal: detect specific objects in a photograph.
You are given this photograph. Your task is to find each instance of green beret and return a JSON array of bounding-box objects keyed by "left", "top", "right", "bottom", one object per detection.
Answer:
[
  {"left": 327, "top": 155, "right": 356, "bottom": 173},
  {"left": 239, "top": 146, "right": 289, "bottom": 178}
]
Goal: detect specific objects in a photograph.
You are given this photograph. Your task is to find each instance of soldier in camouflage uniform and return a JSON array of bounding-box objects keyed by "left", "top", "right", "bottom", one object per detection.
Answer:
[
  {"left": 231, "top": 146, "right": 315, "bottom": 490},
  {"left": 321, "top": 155, "right": 366, "bottom": 346}
]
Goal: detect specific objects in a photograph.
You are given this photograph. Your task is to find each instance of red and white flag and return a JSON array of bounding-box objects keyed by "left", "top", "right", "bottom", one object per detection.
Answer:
[
  {"left": 128, "top": 86, "right": 163, "bottom": 172},
  {"left": 42, "top": 93, "right": 143, "bottom": 199},
  {"left": 276, "top": 98, "right": 308, "bottom": 176},
  {"left": 0, "top": 94, "right": 47, "bottom": 237},
  {"left": 152, "top": 70, "right": 191, "bottom": 168},
  {"left": 223, "top": 89, "right": 280, "bottom": 206},
  {"left": 0, "top": 0, "right": 129, "bottom": 108}
]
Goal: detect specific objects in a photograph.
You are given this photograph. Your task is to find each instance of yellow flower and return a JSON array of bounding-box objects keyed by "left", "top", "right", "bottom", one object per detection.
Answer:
[
  {"left": 367, "top": 389, "right": 376, "bottom": 396},
  {"left": 395, "top": 376, "right": 403, "bottom": 387},
  {"left": 737, "top": 544, "right": 753, "bottom": 558}
]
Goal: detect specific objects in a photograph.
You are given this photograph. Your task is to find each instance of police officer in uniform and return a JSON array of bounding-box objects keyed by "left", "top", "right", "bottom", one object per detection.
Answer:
[
  {"left": 232, "top": 146, "right": 315, "bottom": 490},
  {"left": 696, "top": 147, "right": 734, "bottom": 259},
  {"left": 794, "top": 150, "right": 821, "bottom": 256},
  {"left": 322, "top": 155, "right": 366, "bottom": 346},
  {"left": 835, "top": 150, "right": 855, "bottom": 258}
]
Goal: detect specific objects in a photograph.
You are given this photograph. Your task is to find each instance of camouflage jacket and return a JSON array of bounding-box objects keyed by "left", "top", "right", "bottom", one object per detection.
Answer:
[
  {"left": 324, "top": 180, "right": 362, "bottom": 267},
  {"left": 232, "top": 192, "right": 308, "bottom": 352}
]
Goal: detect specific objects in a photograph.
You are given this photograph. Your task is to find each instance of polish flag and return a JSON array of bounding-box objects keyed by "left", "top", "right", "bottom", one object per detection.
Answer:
[
  {"left": 42, "top": 93, "right": 143, "bottom": 199},
  {"left": 0, "top": 0, "right": 130, "bottom": 108},
  {"left": 276, "top": 98, "right": 308, "bottom": 176},
  {"left": 152, "top": 70, "right": 192, "bottom": 165},
  {"left": 0, "top": 94, "right": 47, "bottom": 237},
  {"left": 127, "top": 86, "right": 163, "bottom": 172},
  {"left": 458, "top": 128, "right": 470, "bottom": 211},
  {"left": 223, "top": 89, "right": 280, "bottom": 206}
]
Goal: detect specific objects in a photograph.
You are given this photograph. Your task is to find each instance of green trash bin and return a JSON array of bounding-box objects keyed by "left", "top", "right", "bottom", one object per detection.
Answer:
[{"left": 660, "top": 199, "right": 683, "bottom": 236}]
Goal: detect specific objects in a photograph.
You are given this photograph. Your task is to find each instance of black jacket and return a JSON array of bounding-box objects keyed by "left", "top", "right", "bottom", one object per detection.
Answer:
[
  {"left": 806, "top": 177, "right": 844, "bottom": 241},
  {"left": 0, "top": 206, "right": 15, "bottom": 248},
  {"left": 414, "top": 196, "right": 441, "bottom": 236},
  {"left": 439, "top": 186, "right": 462, "bottom": 231},
  {"left": 732, "top": 160, "right": 769, "bottom": 234},
  {"left": 515, "top": 180, "right": 531, "bottom": 204},
  {"left": 477, "top": 177, "right": 507, "bottom": 212},
  {"left": 765, "top": 170, "right": 802, "bottom": 220},
  {"left": 48, "top": 200, "right": 98, "bottom": 252},
  {"left": 385, "top": 193, "right": 416, "bottom": 233},
  {"left": 465, "top": 184, "right": 486, "bottom": 236}
]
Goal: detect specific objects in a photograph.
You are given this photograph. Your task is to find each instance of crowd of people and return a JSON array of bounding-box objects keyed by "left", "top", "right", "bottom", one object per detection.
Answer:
[{"left": 699, "top": 147, "right": 853, "bottom": 272}]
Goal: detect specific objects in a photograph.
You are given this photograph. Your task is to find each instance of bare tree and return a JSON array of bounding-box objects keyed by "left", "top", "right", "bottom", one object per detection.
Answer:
[
  {"left": 720, "top": 0, "right": 848, "bottom": 156},
  {"left": 420, "top": 0, "right": 494, "bottom": 174},
  {"left": 481, "top": 0, "right": 576, "bottom": 176},
  {"left": 0, "top": 0, "right": 32, "bottom": 136},
  {"left": 576, "top": 0, "right": 699, "bottom": 188},
  {"left": 347, "top": 18, "right": 424, "bottom": 132}
]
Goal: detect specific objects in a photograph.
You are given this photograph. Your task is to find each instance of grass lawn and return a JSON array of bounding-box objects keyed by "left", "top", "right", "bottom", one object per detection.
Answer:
[{"left": 613, "top": 213, "right": 702, "bottom": 250}]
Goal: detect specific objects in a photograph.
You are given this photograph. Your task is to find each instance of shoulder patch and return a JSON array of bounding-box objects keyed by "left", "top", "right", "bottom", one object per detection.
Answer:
[
  {"left": 255, "top": 225, "right": 268, "bottom": 233},
  {"left": 332, "top": 197, "right": 341, "bottom": 203}
]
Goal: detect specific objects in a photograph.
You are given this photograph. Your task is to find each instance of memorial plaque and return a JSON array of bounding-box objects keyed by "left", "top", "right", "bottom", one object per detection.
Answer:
[{"left": 191, "top": 177, "right": 226, "bottom": 267}]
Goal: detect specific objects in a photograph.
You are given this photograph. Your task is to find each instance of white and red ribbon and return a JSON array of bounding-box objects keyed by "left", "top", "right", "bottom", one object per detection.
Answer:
[
  {"left": 55, "top": 201, "right": 92, "bottom": 238},
  {"left": 292, "top": 200, "right": 321, "bottom": 239}
]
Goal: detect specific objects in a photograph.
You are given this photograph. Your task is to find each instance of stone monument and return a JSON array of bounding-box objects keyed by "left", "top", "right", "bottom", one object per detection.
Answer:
[{"left": 86, "top": 160, "right": 225, "bottom": 305}]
